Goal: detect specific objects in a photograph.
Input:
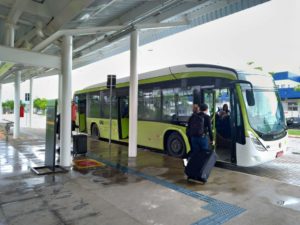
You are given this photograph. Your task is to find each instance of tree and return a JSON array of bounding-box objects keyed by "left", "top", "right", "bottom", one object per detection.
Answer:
[
  {"left": 33, "top": 98, "right": 48, "bottom": 111},
  {"left": 268, "top": 72, "right": 275, "bottom": 76},
  {"left": 2, "top": 100, "right": 14, "bottom": 112},
  {"left": 294, "top": 85, "right": 300, "bottom": 92}
]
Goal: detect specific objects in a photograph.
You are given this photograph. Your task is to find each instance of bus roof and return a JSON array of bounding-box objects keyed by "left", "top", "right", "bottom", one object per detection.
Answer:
[{"left": 75, "top": 64, "right": 239, "bottom": 94}]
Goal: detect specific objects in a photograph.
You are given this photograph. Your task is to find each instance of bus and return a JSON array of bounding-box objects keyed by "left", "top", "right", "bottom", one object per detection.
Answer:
[{"left": 74, "top": 64, "right": 288, "bottom": 167}]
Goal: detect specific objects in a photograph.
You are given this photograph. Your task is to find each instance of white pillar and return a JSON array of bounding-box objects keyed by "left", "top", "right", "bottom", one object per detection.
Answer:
[
  {"left": 5, "top": 23, "right": 15, "bottom": 47},
  {"left": 14, "top": 71, "right": 21, "bottom": 139},
  {"left": 60, "top": 35, "right": 73, "bottom": 167},
  {"left": 128, "top": 29, "right": 139, "bottom": 158},
  {"left": 0, "top": 84, "right": 3, "bottom": 121},
  {"left": 9, "top": 24, "right": 14, "bottom": 47},
  {"left": 29, "top": 77, "right": 33, "bottom": 127},
  {"left": 58, "top": 73, "right": 63, "bottom": 114}
]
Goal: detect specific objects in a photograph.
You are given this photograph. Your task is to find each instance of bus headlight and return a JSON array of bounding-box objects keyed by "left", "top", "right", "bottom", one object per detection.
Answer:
[{"left": 249, "top": 132, "right": 267, "bottom": 152}]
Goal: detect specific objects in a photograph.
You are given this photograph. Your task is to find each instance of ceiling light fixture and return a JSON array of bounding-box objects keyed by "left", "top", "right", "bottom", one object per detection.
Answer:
[
  {"left": 32, "top": 0, "right": 46, "bottom": 4},
  {"left": 80, "top": 13, "right": 90, "bottom": 21}
]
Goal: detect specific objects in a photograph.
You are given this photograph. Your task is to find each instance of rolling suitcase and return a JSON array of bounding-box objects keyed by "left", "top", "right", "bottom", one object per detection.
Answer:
[
  {"left": 185, "top": 150, "right": 217, "bottom": 183},
  {"left": 72, "top": 134, "right": 87, "bottom": 156}
]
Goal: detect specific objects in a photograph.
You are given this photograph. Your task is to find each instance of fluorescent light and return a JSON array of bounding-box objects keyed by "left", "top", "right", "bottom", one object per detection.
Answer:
[{"left": 80, "top": 13, "right": 90, "bottom": 21}]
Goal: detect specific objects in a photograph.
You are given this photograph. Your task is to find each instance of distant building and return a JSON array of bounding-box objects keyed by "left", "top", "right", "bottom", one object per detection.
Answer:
[{"left": 273, "top": 71, "right": 300, "bottom": 118}]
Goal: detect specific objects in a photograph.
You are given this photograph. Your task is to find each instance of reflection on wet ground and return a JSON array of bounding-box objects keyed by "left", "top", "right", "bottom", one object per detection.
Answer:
[{"left": 1, "top": 129, "right": 300, "bottom": 225}]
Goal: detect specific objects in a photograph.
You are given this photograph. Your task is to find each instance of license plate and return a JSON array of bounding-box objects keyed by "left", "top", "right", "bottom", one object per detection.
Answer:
[{"left": 276, "top": 151, "right": 284, "bottom": 158}]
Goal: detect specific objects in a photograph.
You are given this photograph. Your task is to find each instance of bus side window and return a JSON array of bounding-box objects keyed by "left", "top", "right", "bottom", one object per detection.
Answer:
[
  {"left": 162, "top": 88, "right": 176, "bottom": 121},
  {"left": 138, "top": 88, "right": 161, "bottom": 121},
  {"left": 100, "top": 91, "right": 118, "bottom": 119},
  {"left": 87, "top": 92, "right": 101, "bottom": 118},
  {"left": 176, "top": 87, "right": 193, "bottom": 122}
]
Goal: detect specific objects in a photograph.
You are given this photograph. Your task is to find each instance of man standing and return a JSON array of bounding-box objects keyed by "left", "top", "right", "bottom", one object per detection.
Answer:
[
  {"left": 197, "top": 103, "right": 213, "bottom": 149},
  {"left": 187, "top": 103, "right": 213, "bottom": 154}
]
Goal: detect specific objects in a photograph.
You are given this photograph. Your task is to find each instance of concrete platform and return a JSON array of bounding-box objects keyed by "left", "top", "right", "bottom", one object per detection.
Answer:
[{"left": 0, "top": 129, "right": 300, "bottom": 225}]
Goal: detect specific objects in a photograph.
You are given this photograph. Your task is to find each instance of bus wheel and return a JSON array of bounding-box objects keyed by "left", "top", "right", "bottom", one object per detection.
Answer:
[
  {"left": 91, "top": 124, "right": 99, "bottom": 139},
  {"left": 166, "top": 132, "right": 186, "bottom": 158}
]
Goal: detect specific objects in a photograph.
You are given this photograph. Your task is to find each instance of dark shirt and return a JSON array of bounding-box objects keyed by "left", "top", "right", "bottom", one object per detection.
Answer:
[{"left": 198, "top": 111, "right": 213, "bottom": 141}]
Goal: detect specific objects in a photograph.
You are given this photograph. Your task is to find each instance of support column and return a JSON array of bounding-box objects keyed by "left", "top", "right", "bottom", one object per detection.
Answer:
[
  {"left": 4, "top": 23, "right": 15, "bottom": 47},
  {"left": 0, "top": 84, "right": 3, "bottom": 121},
  {"left": 128, "top": 29, "right": 139, "bottom": 158},
  {"left": 14, "top": 71, "right": 21, "bottom": 139},
  {"left": 60, "top": 35, "right": 73, "bottom": 167},
  {"left": 58, "top": 73, "right": 63, "bottom": 114},
  {"left": 29, "top": 77, "right": 33, "bottom": 127}
]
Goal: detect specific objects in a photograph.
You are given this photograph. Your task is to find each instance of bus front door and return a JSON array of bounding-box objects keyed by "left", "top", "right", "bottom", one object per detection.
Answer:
[
  {"left": 118, "top": 96, "right": 129, "bottom": 139},
  {"left": 214, "top": 88, "right": 236, "bottom": 163},
  {"left": 78, "top": 96, "right": 87, "bottom": 132}
]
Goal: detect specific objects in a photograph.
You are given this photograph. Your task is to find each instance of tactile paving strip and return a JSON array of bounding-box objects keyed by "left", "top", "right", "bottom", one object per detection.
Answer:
[{"left": 89, "top": 153, "right": 246, "bottom": 225}]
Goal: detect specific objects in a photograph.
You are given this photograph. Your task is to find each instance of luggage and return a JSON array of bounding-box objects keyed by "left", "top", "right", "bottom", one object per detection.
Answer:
[
  {"left": 72, "top": 134, "right": 87, "bottom": 156},
  {"left": 184, "top": 150, "right": 217, "bottom": 183}
]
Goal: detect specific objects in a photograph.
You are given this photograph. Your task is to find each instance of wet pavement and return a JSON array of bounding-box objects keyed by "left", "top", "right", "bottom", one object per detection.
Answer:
[
  {"left": 217, "top": 137, "right": 300, "bottom": 186},
  {"left": 1, "top": 128, "right": 300, "bottom": 225}
]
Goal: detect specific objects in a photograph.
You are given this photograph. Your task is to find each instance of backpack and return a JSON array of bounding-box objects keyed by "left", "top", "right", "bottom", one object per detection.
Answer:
[{"left": 186, "top": 113, "right": 205, "bottom": 137}]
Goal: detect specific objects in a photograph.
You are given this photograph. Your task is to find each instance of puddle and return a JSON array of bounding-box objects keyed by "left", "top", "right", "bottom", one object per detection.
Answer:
[
  {"left": 23, "top": 177, "right": 47, "bottom": 188},
  {"left": 140, "top": 167, "right": 169, "bottom": 176},
  {"left": 275, "top": 197, "right": 300, "bottom": 211}
]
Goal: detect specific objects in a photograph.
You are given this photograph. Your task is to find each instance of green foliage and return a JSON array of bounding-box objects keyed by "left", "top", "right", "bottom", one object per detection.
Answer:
[
  {"left": 268, "top": 72, "right": 275, "bottom": 76},
  {"left": 2, "top": 100, "right": 14, "bottom": 111},
  {"left": 33, "top": 98, "right": 48, "bottom": 111},
  {"left": 288, "top": 129, "right": 300, "bottom": 136},
  {"left": 254, "top": 66, "right": 263, "bottom": 71},
  {"left": 294, "top": 85, "right": 300, "bottom": 92}
]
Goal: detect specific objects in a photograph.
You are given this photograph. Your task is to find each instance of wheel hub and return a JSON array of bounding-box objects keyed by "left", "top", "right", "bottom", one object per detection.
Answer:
[{"left": 171, "top": 139, "right": 182, "bottom": 153}]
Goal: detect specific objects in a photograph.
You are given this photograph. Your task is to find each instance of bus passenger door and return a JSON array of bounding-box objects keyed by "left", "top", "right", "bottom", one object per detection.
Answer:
[
  {"left": 202, "top": 89, "right": 216, "bottom": 150},
  {"left": 214, "top": 88, "right": 236, "bottom": 163},
  {"left": 118, "top": 96, "right": 129, "bottom": 139},
  {"left": 78, "top": 95, "right": 87, "bottom": 132}
]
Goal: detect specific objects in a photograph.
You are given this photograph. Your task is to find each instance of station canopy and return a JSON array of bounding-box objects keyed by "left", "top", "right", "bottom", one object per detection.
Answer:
[{"left": 0, "top": 0, "right": 269, "bottom": 84}]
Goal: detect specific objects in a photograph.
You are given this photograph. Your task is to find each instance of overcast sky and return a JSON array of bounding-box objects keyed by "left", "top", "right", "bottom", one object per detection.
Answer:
[{"left": 2, "top": 0, "right": 300, "bottom": 101}]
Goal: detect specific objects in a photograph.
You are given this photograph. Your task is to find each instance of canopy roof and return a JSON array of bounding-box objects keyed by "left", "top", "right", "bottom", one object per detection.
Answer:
[{"left": 0, "top": 0, "right": 269, "bottom": 84}]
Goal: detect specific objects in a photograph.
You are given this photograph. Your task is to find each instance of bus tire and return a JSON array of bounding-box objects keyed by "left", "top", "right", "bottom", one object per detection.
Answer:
[
  {"left": 91, "top": 124, "right": 99, "bottom": 139},
  {"left": 166, "top": 132, "right": 186, "bottom": 158}
]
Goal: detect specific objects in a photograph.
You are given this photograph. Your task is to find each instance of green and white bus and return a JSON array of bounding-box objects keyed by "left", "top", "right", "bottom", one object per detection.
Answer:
[{"left": 74, "top": 64, "right": 288, "bottom": 167}]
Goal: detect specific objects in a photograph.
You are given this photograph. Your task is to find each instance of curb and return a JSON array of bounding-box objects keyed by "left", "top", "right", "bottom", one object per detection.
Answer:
[{"left": 288, "top": 135, "right": 300, "bottom": 138}]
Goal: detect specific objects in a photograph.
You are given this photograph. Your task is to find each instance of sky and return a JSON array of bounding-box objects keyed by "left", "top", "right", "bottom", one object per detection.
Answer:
[{"left": 2, "top": 0, "right": 300, "bottom": 101}]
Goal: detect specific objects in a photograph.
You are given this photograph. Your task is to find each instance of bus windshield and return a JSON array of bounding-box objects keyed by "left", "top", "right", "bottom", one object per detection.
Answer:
[{"left": 243, "top": 89, "right": 285, "bottom": 135}]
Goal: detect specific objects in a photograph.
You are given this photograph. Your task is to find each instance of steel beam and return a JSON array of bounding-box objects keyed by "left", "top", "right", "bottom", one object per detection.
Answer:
[
  {"left": 7, "top": 0, "right": 29, "bottom": 25},
  {"left": 0, "top": 45, "right": 61, "bottom": 69}
]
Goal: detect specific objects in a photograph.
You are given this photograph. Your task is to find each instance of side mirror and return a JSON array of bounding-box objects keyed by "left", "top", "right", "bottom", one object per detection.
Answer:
[
  {"left": 230, "top": 80, "right": 255, "bottom": 106},
  {"left": 246, "top": 89, "right": 255, "bottom": 106}
]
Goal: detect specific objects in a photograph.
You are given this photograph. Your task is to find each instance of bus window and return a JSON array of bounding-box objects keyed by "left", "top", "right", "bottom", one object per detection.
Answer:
[
  {"left": 138, "top": 88, "right": 161, "bottom": 121},
  {"left": 176, "top": 87, "right": 193, "bottom": 122},
  {"left": 87, "top": 92, "right": 101, "bottom": 118},
  {"left": 162, "top": 88, "right": 176, "bottom": 121},
  {"left": 100, "top": 91, "right": 118, "bottom": 119}
]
